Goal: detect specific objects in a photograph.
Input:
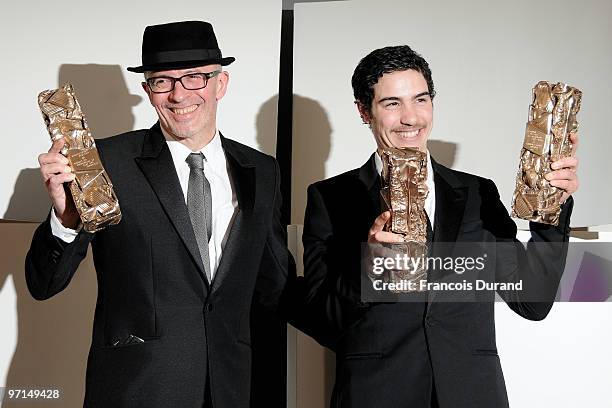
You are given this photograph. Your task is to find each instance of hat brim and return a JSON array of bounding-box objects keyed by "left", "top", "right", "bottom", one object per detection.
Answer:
[{"left": 127, "top": 56, "right": 235, "bottom": 73}]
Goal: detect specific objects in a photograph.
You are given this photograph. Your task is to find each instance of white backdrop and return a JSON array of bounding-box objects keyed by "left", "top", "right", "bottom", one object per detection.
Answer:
[
  {"left": 1, "top": 0, "right": 611, "bottom": 406},
  {"left": 291, "top": 1, "right": 612, "bottom": 407},
  {"left": 1, "top": 0, "right": 281, "bottom": 221},
  {"left": 292, "top": 0, "right": 611, "bottom": 228},
  {"left": 0, "top": 1, "right": 281, "bottom": 406}
]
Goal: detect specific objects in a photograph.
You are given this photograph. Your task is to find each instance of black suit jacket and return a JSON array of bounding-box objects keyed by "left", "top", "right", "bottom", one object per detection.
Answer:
[
  {"left": 303, "top": 154, "right": 573, "bottom": 408},
  {"left": 25, "top": 124, "right": 297, "bottom": 408}
]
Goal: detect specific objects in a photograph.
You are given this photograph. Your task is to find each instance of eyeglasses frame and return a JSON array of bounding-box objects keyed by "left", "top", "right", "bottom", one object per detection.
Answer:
[{"left": 144, "top": 70, "right": 222, "bottom": 94}]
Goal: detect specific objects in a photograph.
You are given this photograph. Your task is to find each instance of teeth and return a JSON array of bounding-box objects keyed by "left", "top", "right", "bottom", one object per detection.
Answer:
[
  {"left": 173, "top": 105, "right": 197, "bottom": 115},
  {"left": 396, "top": 129, "right": 419, "bottom": 138}
]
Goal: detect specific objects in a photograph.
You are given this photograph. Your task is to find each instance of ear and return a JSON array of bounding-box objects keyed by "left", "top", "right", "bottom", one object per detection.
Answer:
[
  {"left": 141, "top": 81, "right": 154, "bottom": 105},
  {"left": 215, "top": 71, "right": 230, "bottom": 101},
  {"left": 356, "top": 101, "right": 371, "bottom": 124}
]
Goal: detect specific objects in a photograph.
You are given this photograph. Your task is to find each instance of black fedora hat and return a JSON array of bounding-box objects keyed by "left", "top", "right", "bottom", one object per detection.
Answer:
[{"left": 127, "top": 21, "right": 235, "bottom": 73}]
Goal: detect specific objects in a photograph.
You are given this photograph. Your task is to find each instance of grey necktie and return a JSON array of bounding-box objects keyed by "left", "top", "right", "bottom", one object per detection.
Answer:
[{"left": 186, "top": 152, "right": 213, "bottom": 282}]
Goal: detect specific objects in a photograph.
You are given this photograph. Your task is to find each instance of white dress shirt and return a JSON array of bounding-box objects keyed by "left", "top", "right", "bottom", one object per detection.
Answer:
[
  {"left": 50, "top": 129, "right": 237, "bottom": 279},
  {"left": 375, "top": 150, "right": 436, "bottom": 226}
]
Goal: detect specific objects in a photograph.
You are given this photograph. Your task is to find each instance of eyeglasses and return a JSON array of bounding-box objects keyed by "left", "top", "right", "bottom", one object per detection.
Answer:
[{"left": 145, "top": 70, "right": 221, "bottom": 93}]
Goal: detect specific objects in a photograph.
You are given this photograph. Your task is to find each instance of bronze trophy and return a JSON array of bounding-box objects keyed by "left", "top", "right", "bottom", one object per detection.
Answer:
[
  {"left": 38, "top": 83, "right": 122, "bottom": 232},
  {"left": 511, "top": 81, "right": 581, "bottom": 225},
  {"left": 377, "top": 147, "right": 429, "bottom": 291}
]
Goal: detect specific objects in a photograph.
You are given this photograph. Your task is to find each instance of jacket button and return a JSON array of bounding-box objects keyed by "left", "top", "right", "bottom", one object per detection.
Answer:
[{"left": 207, "top": 303, "right": 214, "bottom": 312}]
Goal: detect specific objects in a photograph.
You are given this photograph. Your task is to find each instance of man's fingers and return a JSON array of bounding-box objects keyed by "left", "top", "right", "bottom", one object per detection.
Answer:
[
  {"left": 39, "top": 145, "right": 72, "bottom": 184},
  {"left": 370, "top": 230, "right": 405, "bottom": 244},
  {"left": 48, "top": 172, "right": 75, "bottom": 189},
  {"left": 551, "top": 156, "right": 578, "bottom": 171},
  {"left": 549, "top": 178, "right": 578, "bottom": 194},
  {"left": 49, "top": 138, "right": 65, "bottom": 154},
  {"left": 547, "top": 167, "right": 579, "bottom": 195},
  {"left": 569, "top": 132, "right": 579, "bottom": 156},
  {"left": 547, "top": 137, "right": 580, "bottom": 197},
  {"left": 548, "top": 179, "right": 570, "bottom": 190},
  {"left": 546, "top": 169, "right": 576, "bottom": 182},
  {"left": 369, "top": 211, "right": 391, "bottom": 236},
  {"left": 38, "top": 152, "right": 69, "bottom": 166},
  {"left": 41, "top": 163, "right": 73, "bottom": 180},
  {"left": 367, "top": 212, "right": 406, "bottom": 244}
]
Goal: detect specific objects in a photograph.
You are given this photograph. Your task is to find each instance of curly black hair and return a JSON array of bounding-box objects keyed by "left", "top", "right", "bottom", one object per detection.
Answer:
[{"left": 351, "top": 45, "right": 435, "bottom": 113}]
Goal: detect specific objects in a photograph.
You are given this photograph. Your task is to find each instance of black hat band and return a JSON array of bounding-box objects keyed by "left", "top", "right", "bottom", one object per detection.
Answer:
[{"left": 143, "top": 48, "right": 222, "bottom": 65}]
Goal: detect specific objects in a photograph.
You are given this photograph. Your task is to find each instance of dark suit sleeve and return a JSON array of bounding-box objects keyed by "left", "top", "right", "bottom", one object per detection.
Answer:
[
  {"left": 481, "top": 178, "right": 573, "bottom": 320},
  {"left": 301, "top": 183, "right": 369, "bottom": 349},
  {"left": 25, "top": 213, "right": 93, "bottom": 300}
]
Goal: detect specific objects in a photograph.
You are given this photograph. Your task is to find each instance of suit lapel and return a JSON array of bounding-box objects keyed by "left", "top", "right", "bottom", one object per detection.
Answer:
[
  {"left": 134, "top": 124, "right": 209, "bottom": 290},
  {"left": 426, "top": 158, "right": 468, "bottom": 306},
  {"left": 431, "top": 158, "right": 468, "bottom": 243},
  {"left": 210, "top": 135, "right": 255, "bottom": 293},
  {"left": 358, "top": 153, "right": 382, "bottom": 218}
]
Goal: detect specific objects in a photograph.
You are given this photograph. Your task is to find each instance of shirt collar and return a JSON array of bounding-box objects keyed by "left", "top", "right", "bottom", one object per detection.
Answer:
[{"left": 165, "top": 129, "right": 223, "bottom": 169}]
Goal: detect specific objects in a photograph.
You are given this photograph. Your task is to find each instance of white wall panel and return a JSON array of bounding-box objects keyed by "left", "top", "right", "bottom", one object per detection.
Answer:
[
  {"left": 293, "top": 0, "right": 611, "bottom": 228},
  {"left": 293, "top": 1, "right": 612, "bottom": 406},
  {"left": 1, "top": 0, "right": 281, "bottom": 221},
  {"left": 0, "top": 1, "right": 281, "bottom": 405}
]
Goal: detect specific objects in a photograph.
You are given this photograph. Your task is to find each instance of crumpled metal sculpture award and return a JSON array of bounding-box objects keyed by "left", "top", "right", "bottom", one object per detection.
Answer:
[
  {"left": 511, "top": 81, "right": 581, "bottom": 225},
  {"left": 38, "top": 83, "right": 122, "bottom": 232},
  {"left": 377, "top": 147, "right": 429, "bottom": 291}
]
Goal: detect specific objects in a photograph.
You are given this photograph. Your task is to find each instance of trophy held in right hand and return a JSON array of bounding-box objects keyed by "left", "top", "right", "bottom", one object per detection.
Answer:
[{"left": 38, "top": 83, "right": 122, "bottom": 232}]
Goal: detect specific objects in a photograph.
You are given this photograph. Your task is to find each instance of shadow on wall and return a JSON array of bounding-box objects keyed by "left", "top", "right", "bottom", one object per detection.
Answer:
[
  {"left": 255, "top": 94, "right": 278, "bottom": 157},
  {"left": 2, "top": 170, "right": 51, "bottom": 223},
  {"left": 256, "top": 94, "right": 335, "bottom": 406},
  {"left": 276, "top": 94, "right": 335, "bottom": 407},
  {"left": 4, "top": 64, "right": 142, "bottom": 221},
  {"left": 290, "top": 95, "right": 332, "bottom": 225},
  {"left": 0, "top": 223, "right": 96, "bottom": 408},
  {"left": 428, "top": 139, "right": 457, "bottom": 168},
  {"left": 3, "top": 64, "right": 141, "bottom": 223},
  {"left": 58, "top": 64, "right": 142, "bottom": 139},
  {"left": 255, "top": 95, "right": 332, "bottom": 223},
  {"left": 0, "top": 64, "right": 140, "bottom": 407}
]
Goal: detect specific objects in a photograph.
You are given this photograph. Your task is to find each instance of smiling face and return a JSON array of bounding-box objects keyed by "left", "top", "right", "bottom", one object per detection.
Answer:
[
  {"left": 358, "top": 69, "right": 433, "bottom": 152},
  {"left": 142, "top": 64, "right": 229, "bottom": 150}
]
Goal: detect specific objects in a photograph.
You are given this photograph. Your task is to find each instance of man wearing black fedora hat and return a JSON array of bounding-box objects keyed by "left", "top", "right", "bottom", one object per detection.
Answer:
[{"left": 27, "top": 20, "right": 300, "bottom": 407}]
